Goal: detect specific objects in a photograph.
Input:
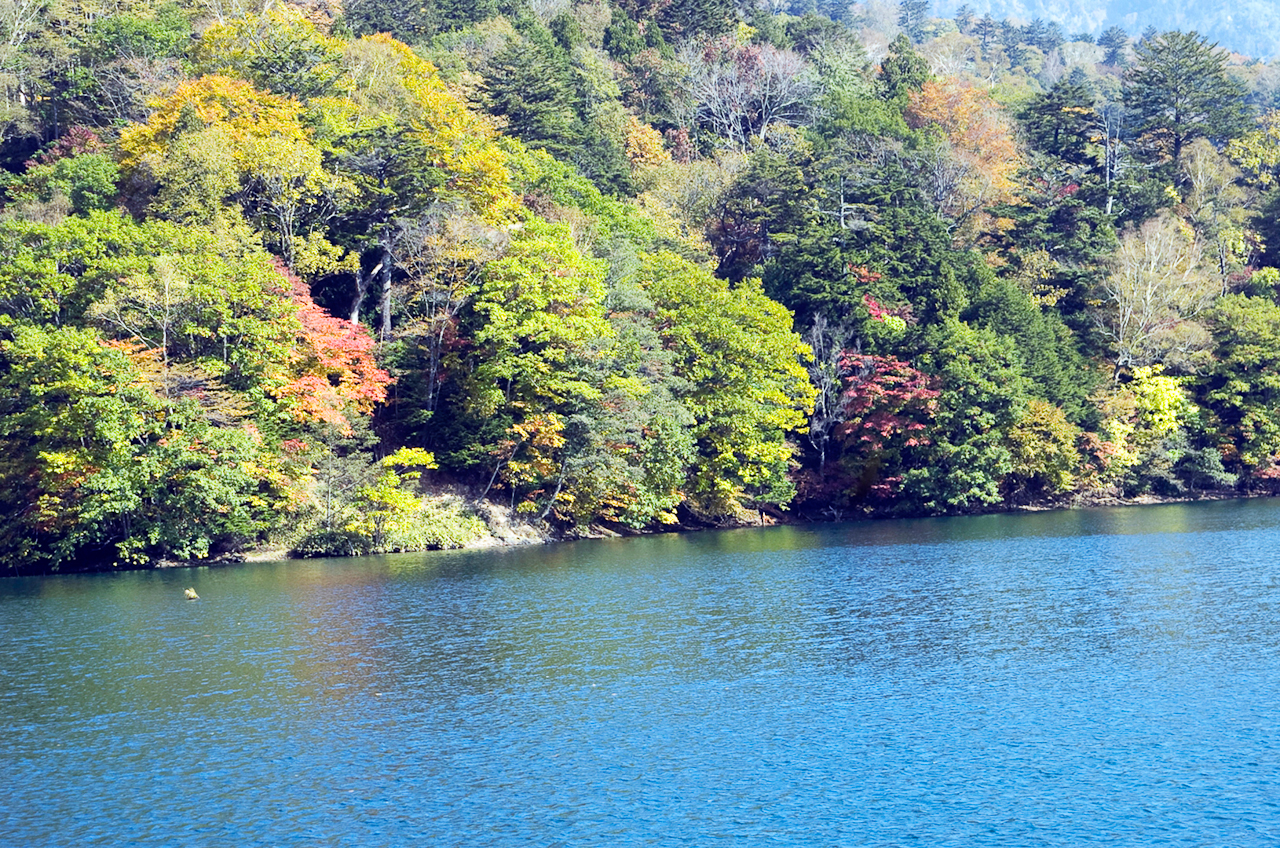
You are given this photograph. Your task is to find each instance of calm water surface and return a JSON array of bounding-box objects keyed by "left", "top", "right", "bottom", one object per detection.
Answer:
[{"left": 4, "top": 500, "right": 1280, "bottom": 846}]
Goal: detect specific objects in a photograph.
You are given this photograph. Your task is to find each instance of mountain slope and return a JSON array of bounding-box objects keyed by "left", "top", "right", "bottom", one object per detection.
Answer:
[{"left": 932, "top": 0, "right": 1280, "bottom": 58}]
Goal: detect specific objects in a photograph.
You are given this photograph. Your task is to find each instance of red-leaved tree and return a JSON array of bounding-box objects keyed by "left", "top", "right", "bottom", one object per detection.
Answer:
[
  {"left": 272, "top": 261, "right": 391, "bottom": 432},
  {"left": 838, "top": 353, "right": 938, "bottom": 501}
]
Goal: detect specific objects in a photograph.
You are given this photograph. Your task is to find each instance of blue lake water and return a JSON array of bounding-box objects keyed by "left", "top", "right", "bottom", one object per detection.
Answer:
[{"left": 4, "top": 499, "right": 1280, "bottom": 846}]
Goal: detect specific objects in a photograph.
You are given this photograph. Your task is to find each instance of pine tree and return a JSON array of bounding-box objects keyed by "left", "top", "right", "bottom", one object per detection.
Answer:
[
  {"left": 1124, "top": 30, "right": 1250, "bottom": 166},
  {"left": 1098, "top": 26, "right": 1128, "bottom": 66},
  {"left": 879, "top": 34, "right": 928, "bottom": 102},
  {"left": 482, "top": 40, "right": 580, "bottom": 162},
  {"left": 657, "top": 0, "right": 736, "bottom": 39},
  {"left": 973, "top": 15, "right": 997, "bottom": 52},
  {"left": 898, "top": 0, "right": 930, "bottom": 43},
  {"left": 1019, "top": 78, "right": 1097, "bottom": 165}
]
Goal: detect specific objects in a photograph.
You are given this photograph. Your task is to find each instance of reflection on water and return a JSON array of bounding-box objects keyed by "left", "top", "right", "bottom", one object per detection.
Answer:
[{"left": 4, "top": 499, "right": 1280, "bottom": 845}]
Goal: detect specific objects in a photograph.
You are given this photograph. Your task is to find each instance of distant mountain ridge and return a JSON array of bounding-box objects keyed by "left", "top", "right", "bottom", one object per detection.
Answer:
[{"left": 931, "top": 0, "right": 1280, "bottom": 59}]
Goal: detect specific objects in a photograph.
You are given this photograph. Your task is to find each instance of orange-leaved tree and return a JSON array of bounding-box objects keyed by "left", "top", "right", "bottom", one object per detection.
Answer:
[
  {"left": 270, "top": 261, "right": 391, "bottom": 433},
  {"left": 907, "top": 77, "right": 1023, "bottom": 235}
]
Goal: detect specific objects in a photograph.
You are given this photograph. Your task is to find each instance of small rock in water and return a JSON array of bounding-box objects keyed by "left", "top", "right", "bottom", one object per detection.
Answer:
[{"left": 184, "top": 588, "right": 199, "bottom": 600}]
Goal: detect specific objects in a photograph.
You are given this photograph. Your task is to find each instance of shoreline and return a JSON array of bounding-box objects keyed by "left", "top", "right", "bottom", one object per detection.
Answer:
[{"left": 6, "top": 488, "right": 1272, "bottom": 577}]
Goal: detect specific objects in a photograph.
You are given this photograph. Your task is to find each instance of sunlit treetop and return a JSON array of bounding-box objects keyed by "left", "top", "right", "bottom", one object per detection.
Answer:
[
  {"left": 193, "top": 7, "right": 348, "bottom": 102},
  {"left": 118, "top": 75, "right": 310, "bottom": 172},
  {"left": 315, "top": 34, "right": 519, "bottom": 223}
]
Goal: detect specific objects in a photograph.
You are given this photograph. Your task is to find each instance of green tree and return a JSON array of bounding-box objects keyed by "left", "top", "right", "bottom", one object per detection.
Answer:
[
  {"left": 973, "top": 15, "right": 997, "bottom": 52},
  {"left": 320, "top": 34, "right": 516, "bottom": 333},
  {"left": 1227, "top": 110, "right": 1280, "bottom": 188},
  {"left": 194, "top": 8, "right": 345, "bottom": 101},
  {"left": 1094, "top": 364, "right": 1199, "bottom": 493},
  {"left": 346, "top": 447, "right": 436, "bottom": 551},
  {"left": 638, "top": 251, "right": 815, "bottom": 516},
  {"left": 443, "top": 218, "right": 614, "bottom": 512},
  {"left": 904, "top": 319, "right": 1027, "bottom": 512},
  {"left": 898, "top": 0, "right": 930, "bottom": 43},
  {"left": 82, "top": 7, "right": 191, "bottom": 65},
  {"left": 1098, "top": 25, "right": 1128, "bottom": 66},
  {"left": 985, "top": 171, "right": 1118, "bottom": 342},
  {"left": 343, "top": 0, "right": 498, "bottom": 41},
  {"left": 708, "top": 134, "right": 816, "bottom": 283},
  {"left": 1199, "top": 293, "right": 1280, "bottom": 473},
  {"left": 7, "top": 128, "right": 119, "bottom": 215},
  {"left": 1180, "top": 138, "right": 1251, "bottom": 288},
  {"left": 1018, "top": 78, "right": 1098, "bottom": 166},
  {"left": 966, "top": 270, "right": 1093, "bottom": 421},
  {"left": 1123, "top": 30, "right": 1250, "bottom": 166},
  {"left": 657, "top": 0, "right": 736, "bottom": 39},
  {"left": 0, "top": 210, "right": 153, "bottom": 328},
  {"left": 604, "top": 5, "right": 645, "bottom": 61},
  {"left": 0, "top": 325, "right": 158, "bottom": 571},
  {"left": 584, "top": 277, "right": 697, "bottom": 525},
  {"left": 87, "top": 226, "right": 300, "bottom": 399},
  {"left": 0, "top": 325, "right": 296, "bottom": 572},
  {"left": 482, "top": 34, "right": 580, "bottom": 163},
  {"left": 463, "top": 218, "right": 611, "bottom": 421},
  {"left": 879, "top": 34, "right": 929, "bottom": 103}
]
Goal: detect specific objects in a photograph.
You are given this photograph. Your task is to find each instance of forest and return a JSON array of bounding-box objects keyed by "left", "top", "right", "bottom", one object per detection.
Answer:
[
  {"left": 4, "top": 0, "right": 1280, "bottom": 573},
  {"left": 929, "top": 0, "right": 1280, "bottom": 63}
]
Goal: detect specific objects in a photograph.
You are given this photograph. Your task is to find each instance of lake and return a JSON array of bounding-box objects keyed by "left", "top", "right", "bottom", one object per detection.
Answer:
[{"left": 3, "top": 499, "right": 1280, "bottom": 845}]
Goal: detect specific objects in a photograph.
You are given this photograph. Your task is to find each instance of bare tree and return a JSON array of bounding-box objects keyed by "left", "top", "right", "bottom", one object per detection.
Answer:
[
  {"left": 680, "top": 39, "right": 752, "bottom": 148},
  {"left": 1094, "top": 102, "right": 1137, "bottom": 217},
  {"left": 804, "top": 315, "right": 858, "bottom": 474},
  {"left": 0, "top": 0, "right": 44, "bottom": 143},
  {"left": 1097, "top": 212, "right": 1217, "bottom": 374},
  {"left": 921, "top": 33, "right": 975, "bottom": 78},
  {"left": 1180, "top": 138, "right": 1250, "bottom": 291},
  {"left": 200, "top": 0, "right": 277, "bottom": 26},
  {"left": 1039, "top": 48, "right": 1065, "bottom": 86},
  {"left": 680, "top": 39, "right": 816, "bottom": 149},
  {"left": 93, "top": 57, "right": 186, "bottom": 126},
  {"left": 754, "top": 46, "right": 813, "bottom": 137}
]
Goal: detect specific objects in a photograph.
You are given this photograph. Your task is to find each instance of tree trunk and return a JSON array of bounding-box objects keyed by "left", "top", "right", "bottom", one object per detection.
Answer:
[
  {"left": 349, "top": 264, "right": 370, "bottom": 324},
  {"left": 540, "top": 465, "right": 568, "bottom": 521},
  {"left": 378, "top": 248, "right": 393, "bottom": 342}
]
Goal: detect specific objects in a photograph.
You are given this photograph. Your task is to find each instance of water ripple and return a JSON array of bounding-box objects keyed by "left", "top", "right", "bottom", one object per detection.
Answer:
[{"left": 3, "top": 499, "right": 1280, "bottom": 845}]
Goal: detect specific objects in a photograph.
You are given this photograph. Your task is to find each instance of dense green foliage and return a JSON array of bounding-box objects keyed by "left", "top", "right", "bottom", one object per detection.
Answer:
[{"left": 4, "top": 0, "right": 1280, "bottom": 573}]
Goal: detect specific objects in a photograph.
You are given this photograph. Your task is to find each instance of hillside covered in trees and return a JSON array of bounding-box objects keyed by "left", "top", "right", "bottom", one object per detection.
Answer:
[
  {"left": 4, "top": 0, "right": 1280, "bottom": 573},
  {"left": 930, "top": 0, "right": 1280, "bottom": 61}
]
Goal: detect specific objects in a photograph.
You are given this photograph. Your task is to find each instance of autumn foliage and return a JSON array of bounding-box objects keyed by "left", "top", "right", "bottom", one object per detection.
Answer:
[
  {"left": 13, "top": 0, "right": 1280, "bottom": 573},
  {"left": 118, "top": 75, "right": 309, "bottom": 172},
  {"left": 838, "top": 353, "right": 939, "bottom": 499},
  {"left": 907, "top": 78, "right": 1023, "bottom": 225},
  {"left": 272, "top": 261, "right": 391, "bottom": 431},
  {"left": 840, "top": 354, "right": 938, "bottom": 450}
]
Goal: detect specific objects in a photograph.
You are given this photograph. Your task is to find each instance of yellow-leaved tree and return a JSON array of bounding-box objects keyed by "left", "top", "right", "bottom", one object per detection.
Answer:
[
  {"left": 119, "top": 74, "right": 310, "bottom": 173},
  {"left": 336, "top": 34, "right": 516, "bottom": 224},
  {"left": 1092, "top": 365, "right": 1196, "bottom": 487},
  {"left": 309, "top": 34, "right": 520, "bottom": 336},
  {"left": 118, "top": 74, "right": 354, "bottom": 267},
  {"left": 906, "top": 77, "right": 1023, "bottom": 237}
]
